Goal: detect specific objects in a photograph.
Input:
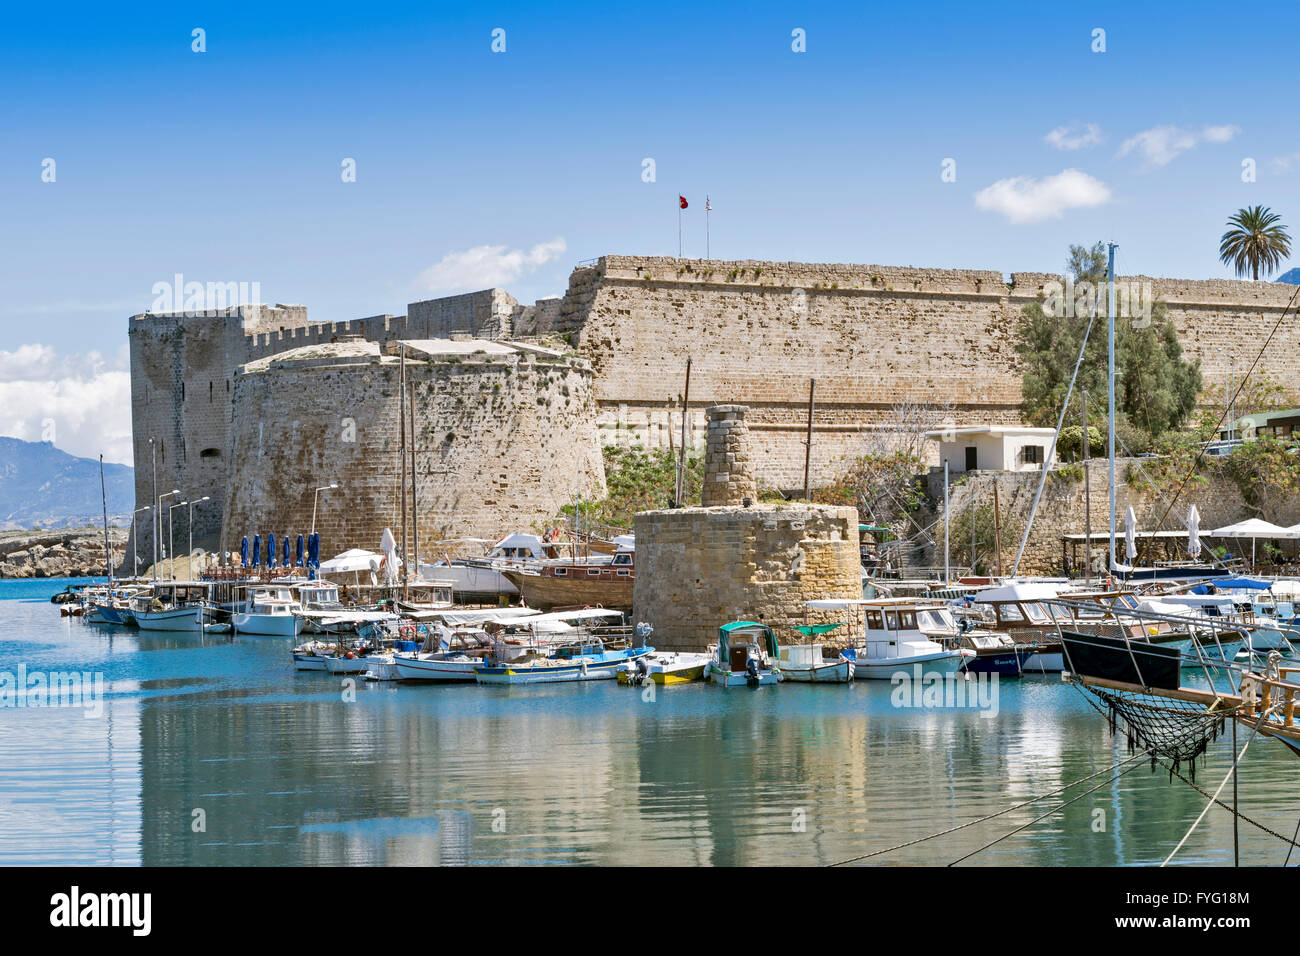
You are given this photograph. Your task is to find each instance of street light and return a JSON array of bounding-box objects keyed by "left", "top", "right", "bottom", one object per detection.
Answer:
[
  {"left": 311, "top": 482, "right": 339, "bottom": 538},
  {"left": 168, "top": 499, "right": 188, "bottom": 581},
  {"left": 1217, "top": 347, "right": 1236, "bottom": 442},
  {"left": 132, "top": 505, "right": 152, "bottom": 578},
  {"left": 188, "top": 496, "right": 210, "bottom": 574},
  {"left": 157, "top": 488, "right": 181, "bottom": 582}
]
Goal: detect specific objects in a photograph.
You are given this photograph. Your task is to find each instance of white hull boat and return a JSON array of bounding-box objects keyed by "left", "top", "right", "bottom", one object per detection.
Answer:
[
  {"left": 778, "top": 642, "right": 854, "bottom": 683},
  {"left": 233, "top": 611, "right": 303, "bottom": 637},
  {"left": 133, "top": 605, "right": 207, "bottom": 632},
  {"left": 391, "top": 653, "right": 484, "bottom": 682}
]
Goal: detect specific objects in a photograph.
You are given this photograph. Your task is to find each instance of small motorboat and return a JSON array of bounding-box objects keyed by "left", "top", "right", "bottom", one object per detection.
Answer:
[
  {"left": 777, "top": 642, "right": 854, "bottom": 683},
  {"left": 706, "top": 621, "right": 782, "bottom": 687},
  {"left": 617, "top": 651, "right": 711, "bottom": 686}
]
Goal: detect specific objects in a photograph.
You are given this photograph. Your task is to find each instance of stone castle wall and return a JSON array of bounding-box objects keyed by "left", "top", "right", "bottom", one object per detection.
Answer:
[
  {"left": 563, "top": 255, "right": 1300, "bottom": 487},
  {"left": 126, "top": 255, "right": 1300, "bottom": 566},
  {"left": 219, "top": 342, "right": 604, "bottom": 561}
]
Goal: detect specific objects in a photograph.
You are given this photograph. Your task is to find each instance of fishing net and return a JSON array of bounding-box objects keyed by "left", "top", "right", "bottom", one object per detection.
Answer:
[{"left": 1076, "top": 683, "right": 1238, "bottom": 782}]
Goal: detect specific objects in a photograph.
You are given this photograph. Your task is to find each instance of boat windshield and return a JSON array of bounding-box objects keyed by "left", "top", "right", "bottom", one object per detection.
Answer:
[{"left": 1022, "top": 602, "right": 1051, "bottom": 623}]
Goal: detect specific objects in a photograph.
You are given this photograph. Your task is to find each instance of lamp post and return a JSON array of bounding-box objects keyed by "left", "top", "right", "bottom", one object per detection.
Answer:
[
  {"left": 132, "top": 505, "right": 152, "bottom": 578},
  {"left": 157, "top": 488, "right": 181, "bottom": 582},
  {"left": 188, "top": 496, "right": 210, "bottom": 576},
  {"left": 1217, "top": 347, "right": 1236, "bottom": 442},
  {"left": 311, "top": 482, "right": 339, "bottom": 539},
  {"left": 166, "top": 496, "right": 186, "bottom": 581}
]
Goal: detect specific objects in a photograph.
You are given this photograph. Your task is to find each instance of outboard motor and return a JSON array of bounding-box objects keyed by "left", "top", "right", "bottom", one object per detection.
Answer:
[
  {"left": 745, "top": 656, "right": 761, "bottom": 686},
  {"left": 632, "top": 656, "right": 650, "bottom": 686}
]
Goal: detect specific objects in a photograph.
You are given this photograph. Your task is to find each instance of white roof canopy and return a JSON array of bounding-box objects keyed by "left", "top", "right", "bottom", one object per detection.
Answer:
[{"left": 1209, "top": 519, "right": 1300, "bottom": 539}]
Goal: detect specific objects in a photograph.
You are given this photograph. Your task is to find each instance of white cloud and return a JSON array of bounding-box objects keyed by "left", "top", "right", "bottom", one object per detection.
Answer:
[
  {"left": 0, "top": 345, "right": 132, "bottom": 465},
  {"left": 1116, "top": 124, "right": 1240, "bottom": 167},
  {"left": 974, "top": 169, "right": 1111, "bottom": 224},
  {"left": 1270, "top": 152, "right": 1300, "bottom": 174},
  {"left": 1044, "top": 123, "right": 1102, "bottom": 151},
  {"left": 414, "top": 238, "right": 568, "bottom": 295}
]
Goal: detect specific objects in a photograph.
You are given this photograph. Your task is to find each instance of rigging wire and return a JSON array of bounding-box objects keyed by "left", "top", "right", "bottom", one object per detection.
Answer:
[{"left": 1136, "top": 282, "right": 1300, "bottom": 566}]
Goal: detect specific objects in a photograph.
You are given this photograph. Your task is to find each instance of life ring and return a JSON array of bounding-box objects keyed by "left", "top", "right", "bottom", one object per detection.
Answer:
[{"left": 399, "top": 624, "right": 416, "bottom": 639}]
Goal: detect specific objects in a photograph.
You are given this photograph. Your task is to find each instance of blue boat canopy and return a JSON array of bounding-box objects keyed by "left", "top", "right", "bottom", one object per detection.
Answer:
[{"left": 1193, "top": 577, "right": 1273, "bottom": 592}]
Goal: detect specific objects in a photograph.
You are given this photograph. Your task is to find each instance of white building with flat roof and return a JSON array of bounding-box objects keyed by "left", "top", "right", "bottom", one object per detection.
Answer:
[{"left": 924, "top": 426, "right": 1057, "bottom": 473}]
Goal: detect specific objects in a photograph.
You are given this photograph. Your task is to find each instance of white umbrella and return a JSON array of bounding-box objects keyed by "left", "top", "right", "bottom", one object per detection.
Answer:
[
  {"left": 1209, "top": 518, "right": 1300, "bottom": 568},
  {"left": 318, "top": 548, "right": 385, "bottom": 574},
  {"left": 380, "top": 528, "right": 399, "bottom": 586},
  {"left": 1187, "top": 505, "right": 1201, "bottom": 560},
  {"left": 1124, "top": 507, "right": 1138, "bottom": 562}
]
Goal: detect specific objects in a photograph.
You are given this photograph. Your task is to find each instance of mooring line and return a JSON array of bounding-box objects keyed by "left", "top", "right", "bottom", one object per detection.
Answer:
[{"left": 827, "top": 745, "right": 1154, "bottom": 867}]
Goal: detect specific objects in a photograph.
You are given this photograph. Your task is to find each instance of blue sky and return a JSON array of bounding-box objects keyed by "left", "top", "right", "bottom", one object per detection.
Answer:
[{"left": 2, "top": 0, "right": 1297, "bottom": 462}]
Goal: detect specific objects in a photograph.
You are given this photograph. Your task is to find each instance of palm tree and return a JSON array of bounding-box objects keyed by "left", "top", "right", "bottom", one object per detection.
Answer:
[{"left": 1219, "top": 206, "right": 1291, "bottom": 280}]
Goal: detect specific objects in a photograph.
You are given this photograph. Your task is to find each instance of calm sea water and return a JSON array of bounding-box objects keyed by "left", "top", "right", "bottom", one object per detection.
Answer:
[{"left": 2, "top": 578, "right": 1299, "bottom": 866}]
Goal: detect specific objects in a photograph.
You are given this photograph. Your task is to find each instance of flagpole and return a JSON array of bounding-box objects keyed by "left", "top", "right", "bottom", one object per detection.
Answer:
[
  {"left": 678, "top": 200, "right": 682, "bottom": 258},
  {"left": 706, "top": 196, "right": 711, "bottom": 259}
]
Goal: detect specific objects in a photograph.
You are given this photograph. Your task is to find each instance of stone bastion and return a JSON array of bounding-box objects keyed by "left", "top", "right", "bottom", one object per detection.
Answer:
[
  {"left": 633, "top": 405, "right": 863, "bottom": 652},
  {"left": 220, "top": 338, "right": 605, "bottom": 559}
]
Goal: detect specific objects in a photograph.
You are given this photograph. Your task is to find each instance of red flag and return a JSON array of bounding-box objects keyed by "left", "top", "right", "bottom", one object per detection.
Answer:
[{"left": 679, "top": 195, "right": 688, "bottom": 209}]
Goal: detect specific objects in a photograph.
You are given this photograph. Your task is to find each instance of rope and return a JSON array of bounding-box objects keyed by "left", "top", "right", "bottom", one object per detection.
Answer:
[
  {"left": 1136, "top": 281, "right": 1300, "bottom": 567},
  {"left": 827, "top": 745, "right": 1154, "bottom": 866},
  {"left": 945, "top": 755, "right": 1154, "bottom": 866},
  {"left": 1161, "top": 705, "right": 1275, "bottom": 866}
]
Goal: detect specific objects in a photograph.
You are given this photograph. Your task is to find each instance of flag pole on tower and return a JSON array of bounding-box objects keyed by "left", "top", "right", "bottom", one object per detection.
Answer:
[
  {"left": 705, "top": 196, "right": 712, "bottom": 259},
  {"left": 678, "top": 194, "right": 688, "bottom": 257}
]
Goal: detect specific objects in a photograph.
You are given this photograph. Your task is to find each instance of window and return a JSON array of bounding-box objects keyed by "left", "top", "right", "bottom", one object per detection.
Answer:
[
  {"left": 866, "top": 610, "right": 883, "bottom": 630},
  {"left": 1024, "top": 445, "right": 1044, "bottom": 464},
  {"left": 200, "top": 448, "right": 221, "bottom": 459},
  {"left": 997, "top": 603, "right": 1025, "bottom": 622},
  {"left": 554, "top": 567, "right": 567, "bottom": 576}
]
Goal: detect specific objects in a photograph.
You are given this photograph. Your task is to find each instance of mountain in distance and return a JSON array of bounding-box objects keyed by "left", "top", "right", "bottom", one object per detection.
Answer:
[
  {"left": 1275, "top": 267, "right": 1300, "bottom": 284},
  {"left": 0, "top": 437, "right": 133, "bottom": 530}
]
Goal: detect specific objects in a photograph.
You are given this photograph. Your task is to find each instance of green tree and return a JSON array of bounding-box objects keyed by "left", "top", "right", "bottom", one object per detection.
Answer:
[
  {"left": 1219, "top": 206, "right": 1291, "bottom": 280},
  {"left": 1015, "top": 242, "right": 1202, "bottom": 441}
]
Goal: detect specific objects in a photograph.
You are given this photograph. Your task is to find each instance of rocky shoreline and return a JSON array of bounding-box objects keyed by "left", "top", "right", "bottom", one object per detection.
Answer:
[{"left": 0, "top": 527, "right": 129, "bottom": 578}]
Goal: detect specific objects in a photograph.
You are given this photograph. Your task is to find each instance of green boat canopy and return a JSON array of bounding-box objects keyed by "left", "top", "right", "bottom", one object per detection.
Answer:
[
  {"left": 793, "top": 622, "right": 843, "bottom": 637},
  {"left": 717, "top": 620, "right": 779, "bottom": 658}
]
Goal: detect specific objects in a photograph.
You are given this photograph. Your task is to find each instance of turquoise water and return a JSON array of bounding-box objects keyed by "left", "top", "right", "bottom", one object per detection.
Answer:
[{"left": 3, "top": 578, "right": 1299, "bottom": 866}]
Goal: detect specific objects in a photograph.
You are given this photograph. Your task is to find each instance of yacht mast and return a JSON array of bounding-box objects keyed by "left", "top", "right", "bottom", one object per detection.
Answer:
[{"left": 1107, "top": 242, "right": 1118, "bottom": 573}]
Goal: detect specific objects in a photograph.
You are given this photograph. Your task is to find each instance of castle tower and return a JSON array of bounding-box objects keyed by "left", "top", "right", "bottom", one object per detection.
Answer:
[
  {"left": 701, "top": 405, "right": 757, "bottom": 507},
  {"left": 633, "top": 403, "right": 863, "bottom": 652}
]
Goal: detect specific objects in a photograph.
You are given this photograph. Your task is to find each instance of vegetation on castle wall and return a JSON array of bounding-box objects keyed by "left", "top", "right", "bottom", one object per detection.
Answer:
[
  {"left": 550, "top": 445, "right": 704, "bottom": 532},
  {"left": 1015, "top": 242, "right": 1202, "bottom": 443}
]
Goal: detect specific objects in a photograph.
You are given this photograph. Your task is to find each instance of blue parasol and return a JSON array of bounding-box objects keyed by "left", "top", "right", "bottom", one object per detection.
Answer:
[
  {"left": 295, "top": 534, "right": 304, "bottom": 567},
  {"left": 252, "top": 534, "right": 261, "bottom": 568},
  {"left": 240, "top": 536, "right": 249, "bottom": 567},
  {"left": 283, "top": 535, "right": 291, "bottom": 569},
  {"left": 267, "top": 533, "right": 277, "bottom": 569}
]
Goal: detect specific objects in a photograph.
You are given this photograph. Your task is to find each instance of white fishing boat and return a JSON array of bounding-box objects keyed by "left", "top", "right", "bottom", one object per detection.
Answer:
[
  {"left": 293, "top": 582, "right": 402, "bottom": 634},
  {"left": 706, "top": 621, "right": 782, "bottom": 687},
  {"left": 474, "top": 638, "right": 652, "bottom": 685},
  {"left": 231, "top": 586, "right": 303, "bottom": 637},
  {"left": 777, "top": 642, "right": 855, "bottom": 682},
  {"left": 129, "top": 583, "right": 211, "bottom": 632},
  {"left": 292, "top": 640, "right": 332, "bottom": 671},
  {"left": 805, "top": 599, "right": 973, "bottom": 680}
]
